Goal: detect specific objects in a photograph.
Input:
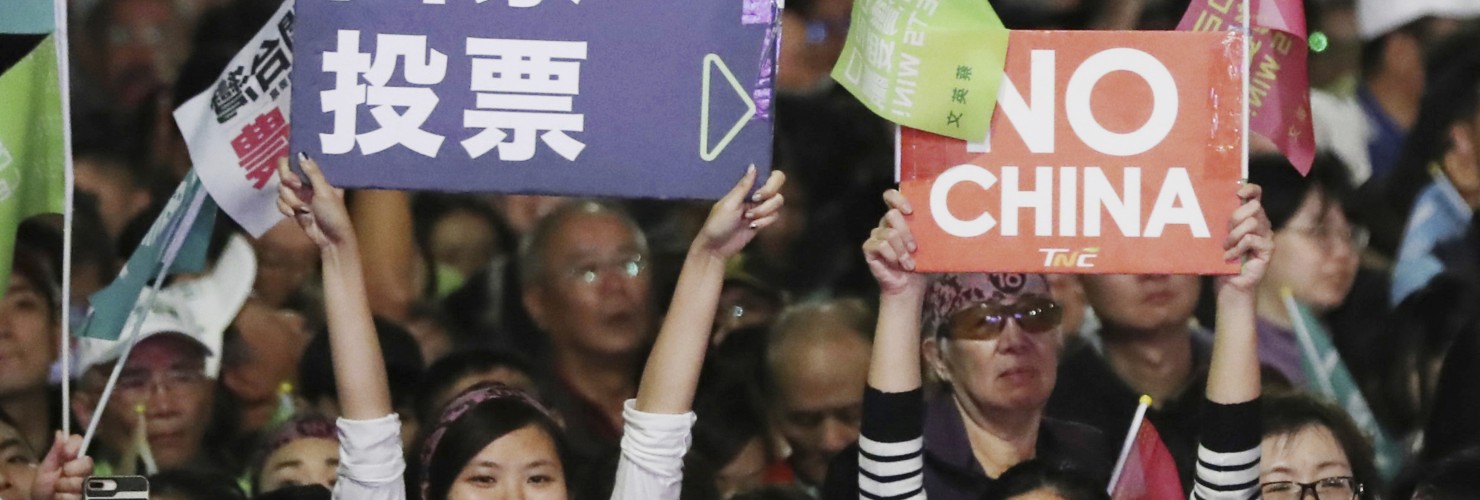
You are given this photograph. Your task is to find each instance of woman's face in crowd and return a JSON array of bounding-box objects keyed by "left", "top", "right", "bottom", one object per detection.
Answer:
[
  {"left": 0, "top": 420, "right": 37, "bottom": 500},
  {"left": 258, "top": 437, "right": 339, "bottom": 493},
  {"left": 1266, "top": 190, "right": 1360, "bottom": 312},
  {"left": 716, "top": 437, "right": 768, "bottom": 498},
  {"left": 0, "top": 272, "right": 58, "bottom": 398},
  {"left": 1260, "top": 425, "right": 1359, "bottom": 500},
  {"left": 929, "top": 283, "right": 1061, "bottom": 416},
  {"left": 447, "top": 425, "right": 566, "bottom": 500}
]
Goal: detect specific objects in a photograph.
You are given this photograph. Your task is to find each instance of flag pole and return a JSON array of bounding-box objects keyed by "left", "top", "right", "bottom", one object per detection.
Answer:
[
  {"left": 79, "top": 186, "right": 207, "bottom": 455},
  {"left": 1107, "top": 395, "right": 1154, "bottom": 493},
  {"left": 53, "top": 0, "right": 74, "bottom": 438},
  {"left": 79, "top": 264, "right": 172, "bottom": 455},
  {"left": 1281, "top": 289, "right": 1336, "bottom": 395},
  {"left": 1241, "top": 0, "right": 1252, "bottom": 179}
]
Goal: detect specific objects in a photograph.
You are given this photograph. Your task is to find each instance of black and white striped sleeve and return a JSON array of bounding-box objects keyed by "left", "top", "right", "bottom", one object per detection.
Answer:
[
  {"left": 858, "top": 387, "right": 926, "bottom": 500},
  {"left": 1192, "top": 398, "right": 1261, "bottom": 500}
]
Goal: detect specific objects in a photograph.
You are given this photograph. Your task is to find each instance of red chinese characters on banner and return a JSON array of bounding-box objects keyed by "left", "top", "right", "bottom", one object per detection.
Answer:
[
  {"left": 230, "top": 108, "right": 290, "bottom": 189},
  {"left": 1178, "top": 0, "right": 1313, "bottom": 174}
]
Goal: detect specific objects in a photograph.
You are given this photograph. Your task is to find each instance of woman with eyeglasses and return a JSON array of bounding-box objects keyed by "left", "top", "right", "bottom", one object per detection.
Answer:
[
  {"left": 825, "top": 182, "right": 1273, "bottom": 499},
  {"left": 276, "top": 156, "right": 786, "bottom": 500},
  {"left": 1257, "top": 394, "right": 1378, "bottom": 500},
  {"left": 1248, "top": 153, "right": 1365, "bottom": 389}
]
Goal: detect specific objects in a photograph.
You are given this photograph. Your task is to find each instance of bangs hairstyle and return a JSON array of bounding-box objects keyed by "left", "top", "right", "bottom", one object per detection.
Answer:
[
  {"left": 1262, "top": 393, "right": 1379, "bottom": 499},
  {"left": 1248, "top": 153, "right": 1356, "bottom": 232},
  {"left": 421, "top": 393, "right": 568, "bottom": 500}
]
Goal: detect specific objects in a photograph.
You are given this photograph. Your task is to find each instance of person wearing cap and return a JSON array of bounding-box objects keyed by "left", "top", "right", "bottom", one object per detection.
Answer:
[
  {"left": 1311, "top": 0, "right": 1480, "bottom": 183},
  {"left": 72, "top": 297, "right": 222, "bottom": 474},
  {"left": 823, "top": 184, "right": 1273, "bottom": 498}
]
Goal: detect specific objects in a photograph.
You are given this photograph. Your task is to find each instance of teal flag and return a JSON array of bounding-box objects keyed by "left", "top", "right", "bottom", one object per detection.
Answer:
[
  {"left": 77, "top": 172, "right": 216, "bottom": 340},
  {"left": 1284, "top": 290, "right": 1405, "bottom": 482},
  {"left": 0, "top": 0, "right": 66, "bottom": 301}
]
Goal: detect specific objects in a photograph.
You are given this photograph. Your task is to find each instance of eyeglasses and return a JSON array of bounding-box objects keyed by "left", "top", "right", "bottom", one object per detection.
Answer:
[
  {"left": 941, "top": 295, "right": 1062, "bottom": 341},
  {"left": 1288, "top": 223, "right": 1369, "bottom": 252},
  {"left": 565, "top": 254, "right": 646, "bottom": 285},
  {"left": 116, "top": 366, "right": 208, "bottom": 398},
  {"left": 1259, "top": 476, "right": 1363, "bottom": 500}
]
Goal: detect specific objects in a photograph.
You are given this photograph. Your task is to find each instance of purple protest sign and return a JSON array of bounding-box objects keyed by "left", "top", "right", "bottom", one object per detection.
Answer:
[{"left": 291, "top": 0, "right": 777, "bottom": 199}]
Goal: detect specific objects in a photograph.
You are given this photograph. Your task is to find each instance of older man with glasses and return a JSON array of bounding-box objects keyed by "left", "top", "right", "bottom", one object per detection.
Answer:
[{"left": 517, "top": 200, "right": 656, "bottom": 471}]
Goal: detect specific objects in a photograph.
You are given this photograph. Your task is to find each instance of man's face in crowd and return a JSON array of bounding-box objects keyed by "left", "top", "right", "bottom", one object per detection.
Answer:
[
  {"left": 253, "top": 221, "right": 321, "bottom": 308},
  {"left": 1080, "top": 274, "right": 1200, "bottom": 333},
  {"left": 82, "top": 334, "right": 214, "bottom": 470},
  {"left": 525, "top": 212, "right": 653, "bottom": 360},
  {"left": 0, "top": 273, "right": 57, "bottom": 399},
  {"left": 102, "top": 0, "right": 186, "bottom": 110},
  {"left": 769, "top": 327, "right": 869, "bottom": 485},
  {"left": 927, "top": 278, "right": 1061, "bottom": 417},
  {"left": 224, "top": 302, "right": 311, "bottom": 432}
]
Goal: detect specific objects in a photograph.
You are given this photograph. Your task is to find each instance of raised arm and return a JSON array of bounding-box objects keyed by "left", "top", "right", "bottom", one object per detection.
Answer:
[
  {"left": 823, "top": 189, "right": 930, "bottom": 500},
  {"left": 1208, "top": 182, "right": 1272, "bottom": 406},
  {"left": 633, "top": 166, "right": 786, "bottom": 414},
  {"left": 277, "top": 156, "right": 391, "bottom": 420},
  {"left": 612, "top": 167, "right": 785, "bottom": 500},
  {"left": 863, "top": 189, "right": 929, "bottom": 393},
  {"left": 1194, "top": 182, "right": 1273, "bottom": 500},
  {"left": 351, "top": 190, "right": 419, "bottom": 323}
]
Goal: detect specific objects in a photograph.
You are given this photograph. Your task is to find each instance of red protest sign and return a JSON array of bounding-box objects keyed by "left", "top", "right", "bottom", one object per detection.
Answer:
[{"left": 900, "top": 31, "right": 1244, "bottom": 275}]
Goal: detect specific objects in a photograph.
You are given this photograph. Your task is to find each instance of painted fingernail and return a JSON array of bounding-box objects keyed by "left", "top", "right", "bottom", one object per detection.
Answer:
[
  {"left": 297, "top": 152, "right": 308, "bottom": 162},
  {"left": 744, "top": 210, "right": 755, "bottom": 219},
  {"left": 749, "top": 221, "right": 759, "bottom": 229},
  {"left": 295, "top": 206, "right": 310, "bottom": 215}
]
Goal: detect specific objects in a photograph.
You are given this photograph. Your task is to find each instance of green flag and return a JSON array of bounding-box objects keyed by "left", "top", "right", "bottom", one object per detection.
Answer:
[
  {"left": 0, "top": 0, "right": 67, "bottom": 301},
  {"left": 1284, "top": 289, "right": 1405, "bottom": 482},
  {"left": 831, "top": 0, "right": 1009, "bottom": 141},
  {"left": 77, "top": 172, "right": 216, "bottom": 340}
]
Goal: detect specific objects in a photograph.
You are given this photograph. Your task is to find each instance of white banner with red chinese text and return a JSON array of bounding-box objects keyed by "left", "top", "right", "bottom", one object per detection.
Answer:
[{"left": 173, "top": 0, "right": 294, "bottom": 237}]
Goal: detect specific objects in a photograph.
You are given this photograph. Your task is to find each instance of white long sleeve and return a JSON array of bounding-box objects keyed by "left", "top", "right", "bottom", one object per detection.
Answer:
[
  {"left": 610, "top": 399, "right": 697, "bottom": 500},
  {"left": 333, "top": 413, "right": 407, "bottom": 500}
]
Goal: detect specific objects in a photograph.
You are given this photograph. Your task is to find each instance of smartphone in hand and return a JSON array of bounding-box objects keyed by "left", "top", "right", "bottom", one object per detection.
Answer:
[{"left": 83, "top": 476, "right": 149, "bottom": 499}]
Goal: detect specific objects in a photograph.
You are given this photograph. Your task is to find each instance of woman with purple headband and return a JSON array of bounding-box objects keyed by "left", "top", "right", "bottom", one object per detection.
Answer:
[
  {"left": 276, "top": 156, "right": 785, "bottom": 500},
  {"left": 824, "top": 183, "right": 1273, "bottom": 499}
]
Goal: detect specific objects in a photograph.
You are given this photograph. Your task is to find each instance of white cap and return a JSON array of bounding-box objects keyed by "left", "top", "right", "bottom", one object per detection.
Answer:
[
  {"left": 75, "top": 234, "right": 258, "bottom": 378},
  {"left": 1358, "top": 0, "right": 1480, "bottom": 40},
  {"left": 75, "top": 295, "right": 212, "bottom": 377}
]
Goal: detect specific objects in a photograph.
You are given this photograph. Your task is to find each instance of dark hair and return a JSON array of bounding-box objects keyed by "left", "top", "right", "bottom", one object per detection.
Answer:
[
  {"left": 251, "top": 484, "right": 331, "bottom": 500},
  {"left": 148, "top": 467, "right": 249, "bottom": 500},
  {"left": 414, "top": 348, "right": 537, "bottom": 425},
  {"left": 1419, "top": 320, "right": 1480, "bottom": 462},
  {"left": 995, "top": 459, "right": 1110, "bottom": 500},
  {"left": 298, "top": 317, "right": 425, "bottom": 411},
  {"left": 1367, "top": 273, "right": 1475, "bottom": 439},
  {"left": 11, "top": 219, "right": 61, "bottom": 319},
  {"left": 1248, "top": 153, "right": 1356, "bottom": 232},
  {"left": 1262, "top": 394, "right": 1379, "bottom": 499},
  {"left": 422, "top": 394, "right": 567, "bottom": 500},
  {"left": 1404, "top": 447, "right": 1480, "bottom": 499},
  {"left": 693, "top": 366, "right": 770, "bottom": 468}
]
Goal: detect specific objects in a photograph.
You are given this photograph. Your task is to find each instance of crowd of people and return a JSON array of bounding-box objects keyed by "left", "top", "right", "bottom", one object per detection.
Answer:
[{"left": 2, "top": 0, "right": 1480, "bottom": 498}]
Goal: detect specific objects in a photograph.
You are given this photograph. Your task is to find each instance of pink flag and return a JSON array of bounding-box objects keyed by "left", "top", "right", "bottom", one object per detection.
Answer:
[
  {"left": 1178, "top": 0, "right": 1314, "bottom": 175},
  {"left": 1110, "top": 418, "right": 1185, "bottom": 500}
]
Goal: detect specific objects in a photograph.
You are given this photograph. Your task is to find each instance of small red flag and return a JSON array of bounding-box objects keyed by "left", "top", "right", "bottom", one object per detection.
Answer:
[
  {"left": 1178, "top": 0, "right": 1314, "bottom": 175},
  {"left": 1109, "top": 398, "right": 1185, "bottom": 500}
]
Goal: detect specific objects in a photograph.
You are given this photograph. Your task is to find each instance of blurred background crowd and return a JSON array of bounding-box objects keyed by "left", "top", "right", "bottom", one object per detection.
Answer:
[{"left": 2, "top": 0, "right": 1480, "bottom": 498}]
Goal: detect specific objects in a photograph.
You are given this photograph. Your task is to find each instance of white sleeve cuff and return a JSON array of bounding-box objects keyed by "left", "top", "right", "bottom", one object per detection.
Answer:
[{"left": 336, "top": 413, "right": 407, "bottom": 486}]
